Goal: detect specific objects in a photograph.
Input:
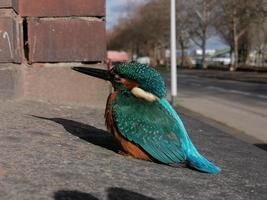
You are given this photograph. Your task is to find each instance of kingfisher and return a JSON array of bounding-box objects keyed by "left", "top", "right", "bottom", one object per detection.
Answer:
[{"left": 73, "top": 63, "right": 221, "bottom": 174}]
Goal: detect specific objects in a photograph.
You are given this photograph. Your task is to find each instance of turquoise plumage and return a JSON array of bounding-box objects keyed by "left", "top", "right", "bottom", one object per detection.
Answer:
[
  {"left": 112, "top": 63, "right": 220, "bottom": 174},
  {"left": 113, "top": 87, "right": 220, "bottom": 174},
  {"left": 159, "top": 99, "right": 221, "bottom": 173},
  {"left": 72, "top": 63, "right": 221, "bottom": 174},
  {"left": 113, "top": 63, "right": 167, "bottom": 98}
]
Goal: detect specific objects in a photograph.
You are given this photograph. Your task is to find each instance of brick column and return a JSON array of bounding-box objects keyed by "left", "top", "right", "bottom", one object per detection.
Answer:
[
  {"left": 0, "top": 0, "right": 108, "bottom": 107},
  {"left": 0, "top": 1, "right": 22, "bottom": 99}
]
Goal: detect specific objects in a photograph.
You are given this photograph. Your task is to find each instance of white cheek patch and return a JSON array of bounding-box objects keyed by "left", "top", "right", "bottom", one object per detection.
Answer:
[{"left": 131, "top": 87, "right": 159, "bottom": 102}]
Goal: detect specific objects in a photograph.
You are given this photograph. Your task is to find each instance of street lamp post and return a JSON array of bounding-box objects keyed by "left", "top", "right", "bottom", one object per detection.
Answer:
[{"left": 170, "top": 0, "right": 177, "bottom": 105}]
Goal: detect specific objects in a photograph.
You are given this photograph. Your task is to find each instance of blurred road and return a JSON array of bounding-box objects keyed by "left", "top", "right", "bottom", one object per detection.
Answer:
[
  {"left": 178, "top": 73, "right": 267, "bottom": 112},
  {"left": 164, "top": 71, "right": 267, "bottom": 143}
]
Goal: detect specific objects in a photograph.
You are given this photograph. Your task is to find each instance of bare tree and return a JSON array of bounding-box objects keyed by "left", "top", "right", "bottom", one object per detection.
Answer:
[
  {"left": 176, "top": 0, "right": 192, "bottom": 67},
  {"left": 108, "top": 0, "right": 170, "bottom": 65},
  {"left": 188, "top": 0, "right": 218, "bottom": 69},
  {"left": 250, "top": 20, "right": 267, "bottom": 66},
  {"left": 215, "top": 0, "right": 265, "bottom": 70},
  {"left": 108, "top": 0, "right": 266, "bottom": 69},
  {"left": 108, "top": 0, "right": 193, "bottom": 67}
]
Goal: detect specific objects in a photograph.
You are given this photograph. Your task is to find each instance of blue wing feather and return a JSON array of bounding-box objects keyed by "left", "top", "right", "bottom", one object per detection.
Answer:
[
  {"left": 113, "top": 95, "right": 221, "bottom": 173},
  {"left": 160, "top": 98, "right": 221, "bottom": 173},
  {"left": 113, "top": 95, "right": 186, "bottom": 164}
]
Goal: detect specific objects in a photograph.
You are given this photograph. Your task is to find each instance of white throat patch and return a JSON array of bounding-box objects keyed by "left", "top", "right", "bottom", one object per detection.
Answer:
[{"left": 131, "top": 87, "right": 158, "bottom": 102}]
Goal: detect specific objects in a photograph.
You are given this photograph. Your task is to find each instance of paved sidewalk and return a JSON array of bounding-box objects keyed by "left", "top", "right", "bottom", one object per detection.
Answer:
[
  {"left": 160, "top": 68, "right": 267, "bottom": 143},
  {"left": 175, "top": 93, "right": 267, "bottom": 143},
  {"left": 0, "top": 100, "right": 266, "bottom": 200}
]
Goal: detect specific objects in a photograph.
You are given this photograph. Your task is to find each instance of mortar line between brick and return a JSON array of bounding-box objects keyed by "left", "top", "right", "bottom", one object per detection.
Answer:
[{"left": 23, "top": 16, "right": 105, "bottom": 22}]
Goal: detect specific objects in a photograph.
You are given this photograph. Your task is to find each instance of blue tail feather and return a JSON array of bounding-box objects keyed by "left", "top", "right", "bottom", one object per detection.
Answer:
[
  {"left": 159, "top": 98, "right": 221, "bottom": 174},
  {"left": 187, "top": 151, "right": 221, "bottom": 174}
]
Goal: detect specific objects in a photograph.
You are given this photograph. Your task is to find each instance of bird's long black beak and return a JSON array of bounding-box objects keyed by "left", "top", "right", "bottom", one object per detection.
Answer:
[{"left": 72, "top": 67, "right": 112, "bottom": 82}]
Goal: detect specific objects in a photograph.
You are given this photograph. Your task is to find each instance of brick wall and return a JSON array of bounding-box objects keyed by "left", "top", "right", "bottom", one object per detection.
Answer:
[{"left": 0, "top": 0, "right": 108, "bottom": 107}]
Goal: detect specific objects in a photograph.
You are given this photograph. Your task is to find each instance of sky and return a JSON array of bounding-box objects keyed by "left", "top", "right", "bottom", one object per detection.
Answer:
[
  {"left": 106, "top": 0, "right": 147, "bottom": 29},
  {"left": 106, "top": 0, "right": 125, "bottom": 29},
  {"left": 106, "top": 0, "right": 227, "bottom": 50}
]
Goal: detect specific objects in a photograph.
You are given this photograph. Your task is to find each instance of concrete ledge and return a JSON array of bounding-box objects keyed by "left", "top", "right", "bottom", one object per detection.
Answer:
[
  {"left": 23, "top": 64, "right": 110, "bottom": 108},
  {"left": 0, "top": 64, "right": 110, "bottom": 108},
  {"left": 0, "top": 100, "right": 266, "bottom": 199},
  {"left": 0, "top": 64, "right": 23, "bottom": 99}
]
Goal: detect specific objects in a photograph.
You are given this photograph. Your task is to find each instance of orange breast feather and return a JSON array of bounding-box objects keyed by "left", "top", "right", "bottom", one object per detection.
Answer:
[{"left": 105, "top": 92, "right": 151, "bottom": 161}]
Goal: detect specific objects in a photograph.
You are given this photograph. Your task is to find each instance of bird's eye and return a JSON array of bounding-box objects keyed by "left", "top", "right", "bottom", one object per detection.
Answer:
[{"left": 114, "top": 74, "right": 121, "bottom": 82}]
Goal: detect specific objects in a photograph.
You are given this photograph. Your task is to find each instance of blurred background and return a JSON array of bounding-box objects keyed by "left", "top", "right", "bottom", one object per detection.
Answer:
[
  {"left": 106, "top": 0, "right": 267, "bottom": 146},
  {"left": 107, "top": 0, "right": 267, "bottom": 71}
]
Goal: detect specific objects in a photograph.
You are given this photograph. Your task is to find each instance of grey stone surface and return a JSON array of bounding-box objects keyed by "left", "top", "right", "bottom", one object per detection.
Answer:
[
  {"left": 0, "top": 65, "right": 23, "bottom": 100},
  {"left": 0, "top": 64, "right": 109, "bottom": 107},
  {"left": 24, "top": 64, "right": 109, "bottom": 108},
  {"left": 0, "top": 100, "right": 266, "bottom": 200}
]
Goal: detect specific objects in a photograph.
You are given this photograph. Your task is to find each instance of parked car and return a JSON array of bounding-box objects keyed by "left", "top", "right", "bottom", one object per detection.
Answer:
[
  {"left": 136, "top": 57, "right": 151, "bottom": 65},
  {"left": 107, "top": 51, "right": 129, "bottom": 68},
  {"left": 211, "top": 57, "right": 231, "bottom": 65}
]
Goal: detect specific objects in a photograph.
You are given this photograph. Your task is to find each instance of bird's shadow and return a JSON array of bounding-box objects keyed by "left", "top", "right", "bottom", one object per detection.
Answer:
[
  {"left": 54, "top": 187, "right": 156, "bottom": 200},
  {"left": 254, "top": 143, "right": 267, "bottom": 152},
  {"left": 54, "top": 190, "right": 98, "bottom": 200},
  {"left": 31, "top": 115, "right": 121, "bottom": 153},
  {"left": 107, "top": 187, "right": 155, "bottom": 200},
  {"left": 31, "top": 116, "right": 195, "bottom": 171}
]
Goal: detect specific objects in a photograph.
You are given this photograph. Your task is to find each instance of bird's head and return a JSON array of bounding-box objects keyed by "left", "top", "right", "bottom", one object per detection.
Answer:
[{"left": 73, "top": 63, "right": 167, "bottom": 101}]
